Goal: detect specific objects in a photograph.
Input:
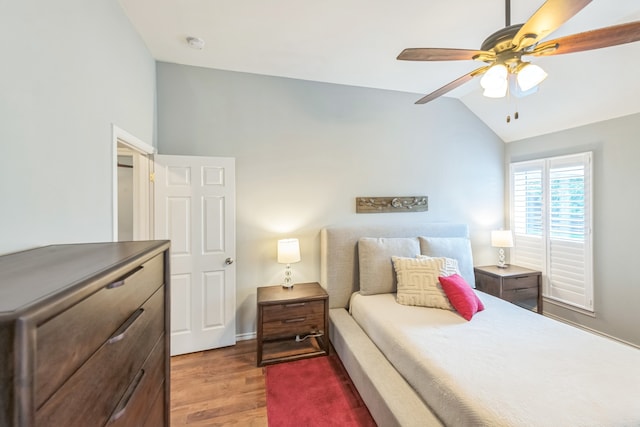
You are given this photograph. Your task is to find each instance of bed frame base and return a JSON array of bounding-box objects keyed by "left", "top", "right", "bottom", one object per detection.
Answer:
[{"left": 329, "top": 308, "right": 443, "bottom": 427}]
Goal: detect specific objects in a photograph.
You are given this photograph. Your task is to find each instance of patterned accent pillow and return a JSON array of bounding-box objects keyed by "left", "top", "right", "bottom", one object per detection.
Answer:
[{"left": 392, "top": 256, "right": 459, "bottom": 310}]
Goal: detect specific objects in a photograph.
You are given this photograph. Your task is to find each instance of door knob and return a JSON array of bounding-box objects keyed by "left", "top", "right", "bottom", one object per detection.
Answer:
[{"left": 225, "top": 257, "right": 234, "bottom": 265}]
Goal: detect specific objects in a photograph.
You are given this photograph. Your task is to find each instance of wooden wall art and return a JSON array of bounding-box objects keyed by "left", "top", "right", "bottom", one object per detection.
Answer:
[{"left": 356, "top": 196, "right": 428, "bottom": 213}]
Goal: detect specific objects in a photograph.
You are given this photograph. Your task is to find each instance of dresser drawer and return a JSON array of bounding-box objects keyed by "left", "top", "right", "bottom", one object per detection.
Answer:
[
  {"left": 502, "top": 274, "right": 538, "bottom": 291},
  {"left": 35, "top": 253, "right": 164, "bottom": 408},
  {"left": 106, "top": 336, "right": 165, "bottom": 427},
  {"left": 142, "top": 386, "right": 166, "bottom": 427},
  {"left": 36, "top": 287, "right": 165, "bottom": 427},
  {"left": 262, "top": 300, "right": 324, "bottom": 322}
]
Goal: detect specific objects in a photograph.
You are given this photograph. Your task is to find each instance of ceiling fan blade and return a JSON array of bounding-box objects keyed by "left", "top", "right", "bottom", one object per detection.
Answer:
[
  {"left": 398, "top": 48, "right": 494, "bottom": 62},
  {"left": 529, "top": 20, "right": 640, "bottom": 56},
  {"left": 415, "top": 66, "right": 490, "bottom": 104},
  {"left": 512, "top": 0, "right": 592, "bottom": 51}
]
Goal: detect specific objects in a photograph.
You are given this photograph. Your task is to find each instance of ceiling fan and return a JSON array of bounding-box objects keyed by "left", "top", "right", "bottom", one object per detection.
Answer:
[{"left": 398, "top": 0, "right": 640, "bottom": 105}]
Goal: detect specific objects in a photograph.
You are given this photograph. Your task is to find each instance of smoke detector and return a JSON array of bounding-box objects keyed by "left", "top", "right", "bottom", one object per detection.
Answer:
[{"left": 186, "top": 36, "right": 205, "bottom": 50}]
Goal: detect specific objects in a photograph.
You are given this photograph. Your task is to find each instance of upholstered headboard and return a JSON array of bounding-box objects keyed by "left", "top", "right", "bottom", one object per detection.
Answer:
[{"left": 320, "top": 223, "right": 472, "bottom": 309}]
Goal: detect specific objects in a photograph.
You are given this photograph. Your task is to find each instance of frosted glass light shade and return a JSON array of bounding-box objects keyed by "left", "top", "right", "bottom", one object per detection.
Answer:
[
  {"left": 277, "top": 238, "right": 301, "bottom": 264},
  {"left": 517, "top": 63, "right": 548, "bottom": 92},
  {"left": 483, "top": 80, "right": 508, "bottom": 98},
  {"left": 481, "top": 64, "right": 508, "bottom": 89},
  {"left": 491, "top": 230, "right": 514, "bottom": 248},
  {"left": 481, "top": 64, "right": 508, "bottom": 98}
]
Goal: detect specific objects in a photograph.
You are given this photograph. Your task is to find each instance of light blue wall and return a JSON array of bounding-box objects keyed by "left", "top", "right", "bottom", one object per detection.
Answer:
[
  {"left": 156, "top": 62, "right": 506, "bottom": 337},
  {"left": 0, "top": 1, "right": 156, "bottom": 254},
  {"left": 5, "top": 1, "right": 633, "bottom": 346},
  {"left": 507, "top": 113, "right": 640, "bottom": 346}
]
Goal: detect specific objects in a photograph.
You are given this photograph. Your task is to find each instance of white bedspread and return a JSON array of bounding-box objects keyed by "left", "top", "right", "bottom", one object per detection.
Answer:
[{"left": 350, "top": 291, "right": 640, "bottom": 426}]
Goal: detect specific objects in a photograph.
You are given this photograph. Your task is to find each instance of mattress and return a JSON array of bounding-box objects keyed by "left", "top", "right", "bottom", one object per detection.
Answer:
[{"left": 350, "top": 291, "right": 640, "bottom": 426}]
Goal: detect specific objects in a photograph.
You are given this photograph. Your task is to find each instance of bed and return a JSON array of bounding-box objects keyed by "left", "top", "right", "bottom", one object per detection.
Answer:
[{"left": 320, "top": 223, "right": 640, "bottom": 427}]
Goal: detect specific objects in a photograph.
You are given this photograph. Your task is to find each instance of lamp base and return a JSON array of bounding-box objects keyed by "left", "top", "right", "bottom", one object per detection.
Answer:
[
  {"left": 282, "top": 264, "right": 294, "bottom": 289},
  {"left": 496, "top": 248, "right": 508, "bottom": 268}
]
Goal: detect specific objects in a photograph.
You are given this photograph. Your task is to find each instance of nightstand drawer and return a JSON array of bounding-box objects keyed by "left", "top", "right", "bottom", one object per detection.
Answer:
[
  {"left": 503, "top": 274, "right": 538, "bottom": 291},
  {"left": 502, "top": 286, "right": 538, "bottom": 303},
  {"left": 262, "top": 300, "right": 324, "bottom": 322},
  {"left": 263, "top": 313, "right": 325, "bottom": 338}
]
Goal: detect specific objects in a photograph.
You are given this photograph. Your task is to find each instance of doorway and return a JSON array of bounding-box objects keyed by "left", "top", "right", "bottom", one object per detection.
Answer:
[{"left": 112, "top": 124, "right": 154, "bottom": 241}]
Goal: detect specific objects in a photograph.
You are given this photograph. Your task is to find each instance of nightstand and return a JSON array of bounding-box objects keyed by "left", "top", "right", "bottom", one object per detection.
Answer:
[
  {"left": 256, "top": 282, "right": 329, "bottom": 367},
  {"left": 474, "top": 265, "right": 542, "bottom": 313}
]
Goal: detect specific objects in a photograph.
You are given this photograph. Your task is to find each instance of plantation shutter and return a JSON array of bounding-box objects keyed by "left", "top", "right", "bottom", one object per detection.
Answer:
[
  {"left": 547, "top": 153, "right": 593, "bottom": 310},
  {"left": 511, "top": 160, "right": 546, "bottom": 273},
  {"left": 510, "top": 152, "right": 593, "bottom": 311}
]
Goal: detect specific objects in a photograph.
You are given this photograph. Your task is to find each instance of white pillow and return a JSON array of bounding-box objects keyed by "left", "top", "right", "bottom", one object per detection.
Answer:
[
  {"left": 358, "top": 237, "right": 420, "bottom": 295},
  {"left": 392, "top": 256, "right": 459, "bottom": 310},
  {"left": 419, "top": 236, "right": 475, "bottom": 288}
]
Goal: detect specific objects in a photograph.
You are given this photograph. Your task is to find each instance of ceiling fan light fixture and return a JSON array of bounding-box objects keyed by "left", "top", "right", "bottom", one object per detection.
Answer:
[
  {"left": 481, "top": 64, "right": 508, "bottom": 98},
  {"left": 483, "top": 81, "right": 508, "bottom": 98},
  {"left": 517, "top": 63, "right": 547, "bottom": 92}
]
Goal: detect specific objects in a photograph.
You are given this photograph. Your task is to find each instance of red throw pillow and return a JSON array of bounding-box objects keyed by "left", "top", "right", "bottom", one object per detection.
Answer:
[{"left": 438, "top": 274, "right": 485, "bottom": 321}]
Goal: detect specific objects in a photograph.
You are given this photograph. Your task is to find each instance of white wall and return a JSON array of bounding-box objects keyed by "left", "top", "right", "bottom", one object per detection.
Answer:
[
  {"left": 0, "top": 1, "right": 156, "bottom": 254},
  {"left": 507, "top": 113, "right": 640, "bottom": 346},
  {"left": 156, "top": 62, "right": 506, "bottom": 338}
]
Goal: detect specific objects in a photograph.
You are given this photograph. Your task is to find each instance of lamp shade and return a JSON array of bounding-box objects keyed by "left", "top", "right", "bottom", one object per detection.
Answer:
[
  {"left": 481, "top": 64, "right": 508, "bottom": 98},
  {"left": 491, "top": 230, "right": 514, "bottom": 248},
  {"left": 483, "top": 81, "right": 508, "bottom": 98},
  {"left": 517, "top": 63, "right": 548, "bottom": 92},
  {"left": 277, "top": 238, "right": 301, "bottom": 264},
  {"left": 481, "top": 64, "right": 507, "bottom": 86}
]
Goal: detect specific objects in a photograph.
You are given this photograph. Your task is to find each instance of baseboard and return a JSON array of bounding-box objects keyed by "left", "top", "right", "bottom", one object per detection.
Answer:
[
  {"left": 544, "top": 312, "right": 640, "bottom": 350},
  {"left": 236, "top": 332, "right": 256, "bottom": 341}
]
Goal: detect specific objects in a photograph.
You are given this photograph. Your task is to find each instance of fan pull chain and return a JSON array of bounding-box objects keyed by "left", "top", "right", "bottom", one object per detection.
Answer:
[
  {"left": 506, "top": 89, "right": 519, "bottom": 123},
  {"left": 506, "top": 111, "right": 520, "bottom": 123}
]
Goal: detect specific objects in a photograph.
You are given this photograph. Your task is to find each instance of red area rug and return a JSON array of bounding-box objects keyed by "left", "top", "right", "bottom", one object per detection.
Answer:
[{"left": 265, "top": 355, "right": 377, "bottom": 427}]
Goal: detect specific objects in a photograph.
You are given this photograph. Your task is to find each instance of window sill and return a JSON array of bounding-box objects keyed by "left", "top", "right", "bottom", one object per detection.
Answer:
[{"left": 542, "top": 296, "right": 596, "bottom": 318}]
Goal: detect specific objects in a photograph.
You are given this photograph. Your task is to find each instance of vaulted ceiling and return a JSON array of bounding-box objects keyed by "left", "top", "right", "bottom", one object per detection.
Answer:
[{"left": 118, "top": 0, "right": 640, "bottom": 142}]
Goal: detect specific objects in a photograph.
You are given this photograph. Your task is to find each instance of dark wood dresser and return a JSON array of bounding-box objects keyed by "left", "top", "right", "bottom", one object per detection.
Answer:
[{"left": 0, "top": 240, "right": 170, "bottom": 427}]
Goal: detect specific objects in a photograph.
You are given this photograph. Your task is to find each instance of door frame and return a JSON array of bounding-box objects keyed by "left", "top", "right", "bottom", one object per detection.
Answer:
[{"left": 111, "top": 124, "right": 155, "bottom": 241}]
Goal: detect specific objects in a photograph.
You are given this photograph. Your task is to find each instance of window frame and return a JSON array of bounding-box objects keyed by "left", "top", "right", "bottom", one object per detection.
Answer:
[{"left": 509, "top": 152, "right": 593, "bottom": 312}]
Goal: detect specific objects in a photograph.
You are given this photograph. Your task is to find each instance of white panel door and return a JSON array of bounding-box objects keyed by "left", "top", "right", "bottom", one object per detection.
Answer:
[{"left": 154, "top": 155, "right": 236, "bottom": 356}]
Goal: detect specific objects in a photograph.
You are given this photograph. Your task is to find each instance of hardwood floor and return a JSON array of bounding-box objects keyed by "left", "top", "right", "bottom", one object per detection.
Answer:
[{"left": 170, "top": 339, "right": 268, "bottom": 426}]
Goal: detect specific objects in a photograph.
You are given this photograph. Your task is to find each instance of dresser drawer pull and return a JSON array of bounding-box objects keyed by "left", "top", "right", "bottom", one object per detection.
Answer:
[
  {"left": 109, "top": 368, "right": 146, "bottom": 422},
  {"left": 106, "top": 265, "right": 144, "bottom": 289},
  {"left": 107, "top": 308, "right": 144, "bottom": 344},
  {"left": 284, "top": 302, "right": 306, "bottom": 308},
  {"left": 283, "top": 317, "right": 306, "bottom": 323},
  {"left": 513, "top": 287, "right": 530, "bottom": 293}
]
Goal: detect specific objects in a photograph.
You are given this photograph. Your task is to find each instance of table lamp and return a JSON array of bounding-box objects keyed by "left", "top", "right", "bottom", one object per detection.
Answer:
[
  {"left": 277, "top": 238, "right": 300, "bottom": 288},
  {"left": 491, "top": 230, "right": 514, "bottom": 268}
]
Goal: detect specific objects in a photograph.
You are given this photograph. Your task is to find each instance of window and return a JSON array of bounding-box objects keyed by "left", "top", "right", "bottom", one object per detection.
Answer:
[{"left": 510, "top": 152, "right": 593, "bottom": 311}]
